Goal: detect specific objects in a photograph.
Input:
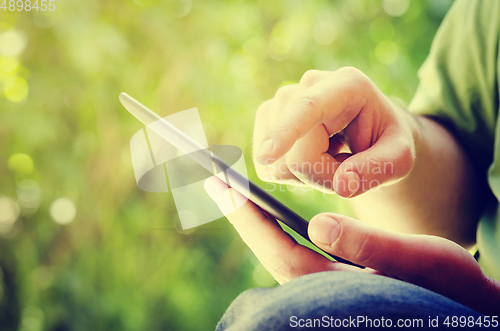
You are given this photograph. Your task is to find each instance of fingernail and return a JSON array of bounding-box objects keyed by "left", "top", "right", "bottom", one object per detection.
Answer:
[
  {"left": 204, "top": 178, "right": 220, "bottom": 201},
  {"left": 345, "top": 171, "right": 360, "bottom": 197},
  {"left": 310, "top": 216, "right": 341, "bottom": 245},
  {"left": 256, "top": 139, "right": 274, "bottom": 164}
]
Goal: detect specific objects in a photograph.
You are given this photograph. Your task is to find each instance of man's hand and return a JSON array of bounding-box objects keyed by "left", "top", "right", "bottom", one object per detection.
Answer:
[
  {"left": 205, "top": 176, "right": 500, "bottom": 316},
  {"left": 252, "top": 67, "right": 486, "bottom": 247},
  {"left": 253, "top": 67, "right": 416, "bottom": 197}
]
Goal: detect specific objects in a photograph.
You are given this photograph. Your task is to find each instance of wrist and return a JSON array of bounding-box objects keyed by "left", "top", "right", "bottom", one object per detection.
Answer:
[{"left": 388, "top": 99, "right": 423, "bottom": 179}]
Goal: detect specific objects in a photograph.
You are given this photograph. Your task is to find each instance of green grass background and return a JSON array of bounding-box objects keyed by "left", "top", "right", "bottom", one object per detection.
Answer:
[{"left": 0, "top": 0, "right": 451, "bottom": 329}]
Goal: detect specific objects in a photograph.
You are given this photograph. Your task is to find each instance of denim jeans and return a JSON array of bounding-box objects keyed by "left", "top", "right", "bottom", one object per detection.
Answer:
[{"left": 216, "top": 271, "right": 488, "bottom": 330}]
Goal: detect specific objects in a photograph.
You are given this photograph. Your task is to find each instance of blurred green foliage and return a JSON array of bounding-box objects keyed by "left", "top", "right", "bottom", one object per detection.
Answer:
[{"left": 0, "top": 0, "right": 452, "bottom": 330}]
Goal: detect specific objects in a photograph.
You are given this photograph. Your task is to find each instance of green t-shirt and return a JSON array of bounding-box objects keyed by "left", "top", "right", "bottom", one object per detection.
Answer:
[{"left": 408, "top": 0, "right": 500, "bottom": 279}]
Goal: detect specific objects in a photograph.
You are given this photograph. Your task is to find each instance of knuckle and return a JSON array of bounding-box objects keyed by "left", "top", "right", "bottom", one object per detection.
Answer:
[
  {"left": 256, "top": 99, "right": 273, "bottom": 117},
  {"left": 290, "top": 94, "right": 317, "bottom": 112},
  {"left": 336, "top": 66, "right": 362, "bottom": 76},
  {"left": 406, "top": 237, "right": 450, "bottom": 275},
  {"left": 269, "top": 259, "right": 292, "bottom": 278},
  {"left": 268, "top": 121, "right": 299, "bottom": 142},
  {"left": 300, "top": 70, "right": 321, "bottom": 87},
  {"left": 336, "top": 66, "right": 372, "bottom": 89},
  {"left": 351, "top": 229, "right": 377, "bottom": 265},
  {"left": 274, "top": 84, "right": 296, "bottom": 100},
  {"left": 366, "top": 155, "right": 384, "bottom": 171},
  {"left": 266, "top": 252, "right": 300, "bottom": 280}
]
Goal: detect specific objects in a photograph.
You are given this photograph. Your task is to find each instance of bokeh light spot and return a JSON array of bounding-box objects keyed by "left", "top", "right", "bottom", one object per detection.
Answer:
[
  {"left": 383, "top": 0, "right": 410, "bottom": 17},
  {"left": 174, "top": 0, "right": 192, "bottom": 18},
  {"left": 375, "top": 40, "right": 399, "bottom": 65},
  {"left": 229, "top": 53, "right": 257, "bottom": 81},
  {"left": 8, "top": 153, "right": 34, "bottom": 176},
  {"left": 0, "top": 197, "right": 20, "bottom": 234},
  {"left": 313, "top": 22, "right": 337, "bottom": 46},
  {"left": 0, "top": 30, "right": 27, "bottom": 57},
  {"left": 50, "top": 198, "right": 77, "bottom": 225},
  {"left": 0, "top": 56, "right": 19, "bottom": 73},
  {"left": 243, "top": 37, "right": 267, "bottom": 60},
  {"left": 17, "top": 180, "right": 42, "bottom": 215},
  {"left": 4, "top": 76, "right": 29, "bottom": 103},
  {"left": 268, "top": 38, "right": 291, "bottom": 61},
  {"left": 21, "top": 305, "right": 44, "bottom": 331},
  {"left": 268, "top": 21, "right": 293, "bottom": 61}
]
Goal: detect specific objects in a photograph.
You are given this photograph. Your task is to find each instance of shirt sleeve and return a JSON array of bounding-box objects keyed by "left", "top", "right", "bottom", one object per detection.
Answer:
[{"left": 408, "top": 0, "right": 500, "bottom": 176}]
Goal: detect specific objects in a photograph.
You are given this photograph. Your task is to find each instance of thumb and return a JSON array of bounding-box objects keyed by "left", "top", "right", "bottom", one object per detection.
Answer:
[
  {"left": 307, "top": 213, "right": 498, "bottom": 314},
  {"left": 308, "top": 213, "right": 482, "bottom": 283}
]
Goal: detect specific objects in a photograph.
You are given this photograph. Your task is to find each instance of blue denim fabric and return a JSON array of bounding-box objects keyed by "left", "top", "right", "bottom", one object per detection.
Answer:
[{"left": 216, "top": 271, "right": 488, "bottom": 330}]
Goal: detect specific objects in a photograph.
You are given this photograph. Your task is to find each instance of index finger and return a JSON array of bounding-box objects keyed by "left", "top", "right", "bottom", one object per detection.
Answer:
[{"left": 255, "top": 67, "right": 372, "bottom": 165}]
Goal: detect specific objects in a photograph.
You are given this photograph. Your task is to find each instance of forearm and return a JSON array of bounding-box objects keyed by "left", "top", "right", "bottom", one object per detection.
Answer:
[{"left": 349, "top": 112, "right": 487, "bottom": 248}]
